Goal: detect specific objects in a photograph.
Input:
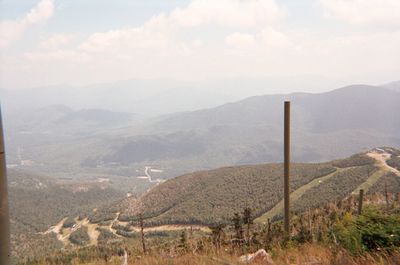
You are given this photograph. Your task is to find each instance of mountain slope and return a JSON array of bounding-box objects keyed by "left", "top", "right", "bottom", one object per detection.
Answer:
[
  {"left": 7, "top": 169, "right": 128, "bottom": 260},
  {"left": 77, "top": 85, "right": 400, "bottom": 177},
  {"left": 151, "top": 85, "right": 400, "bottom": 133},
  {"left": 114, "top": 148, "right": 400, "bottom": 226}
]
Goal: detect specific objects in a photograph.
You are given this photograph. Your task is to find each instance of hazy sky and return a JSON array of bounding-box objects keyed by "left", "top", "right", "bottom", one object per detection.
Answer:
[{"left": 1, "top": 0, "right": 400, "bottom": 89}]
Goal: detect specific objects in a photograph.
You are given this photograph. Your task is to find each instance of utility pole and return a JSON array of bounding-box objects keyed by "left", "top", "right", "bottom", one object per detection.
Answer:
[
  {"left": 358, "top": 189, "right": 364, "bottom": 215},
  {"left": 139, "top": 214, "right": 146, "bottom": 254},
  {"left": 0, "top": 106, "right": 11, "bottom": 265},
  {"left": 385, "top": 183, "right": 390, "bottom": 211},
  {"left": 284, "top": 101, "right": 291, "bottom": 236}
]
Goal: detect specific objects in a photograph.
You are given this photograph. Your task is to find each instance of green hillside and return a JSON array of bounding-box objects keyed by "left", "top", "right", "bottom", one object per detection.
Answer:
[{"left": 117, "top": 148, "right": 400, "bottom": 226}]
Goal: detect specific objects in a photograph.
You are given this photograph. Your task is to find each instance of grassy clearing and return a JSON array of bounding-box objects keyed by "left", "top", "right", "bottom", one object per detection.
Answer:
[
  {"left": 351, "top": 169, "right": 386, "bottom": 195},
  {"left": 255, "top": 168, "right": 341, "bottom": 223}
]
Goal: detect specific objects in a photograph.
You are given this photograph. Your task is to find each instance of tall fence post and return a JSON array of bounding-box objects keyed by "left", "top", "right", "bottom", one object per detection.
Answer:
[
  {"left": 0, "top": 106, "right": 11, "bottom": 265},
  {"left": 358, "top": 189, "right": 364, "bottom": 215},
  {"left": 284, "top": 101, "right": 291, "bottom": 235},
  {"left": 385, "top": 182, "right": 390, "bottom": 211}
]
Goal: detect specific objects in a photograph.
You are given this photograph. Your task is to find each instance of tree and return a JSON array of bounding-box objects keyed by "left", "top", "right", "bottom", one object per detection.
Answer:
[
  {"left": 232, "top": 212, "right": 243, "bottom": 241},
  {"left": 243, "top": 207, "right": 253, "bottom": 246},
  {"left": 209, "top": 224, "right": 225, "bottom": 251},
  {"left": 179, "top": 230, "right": 188, "bottom": 250},
  {"left": 139, "top": 214, "right": 146, "bottom": 254}
]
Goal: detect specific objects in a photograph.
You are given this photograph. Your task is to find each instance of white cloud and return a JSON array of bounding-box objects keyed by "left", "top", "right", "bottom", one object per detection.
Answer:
[
  {"left": 77, "top": 0, "right": 284, "bottom": 55},
  {"left": 0, "top": 0, "right": 54, "bottom": 48},
  {"left": 78, "top": 14, "right": 174, "bottom": 54},
  {"left": 40, "top": 34, "right": 76, "bottom": 50},
  {"left": 320, "top": 0, "right": 400, "bottom": 25},
  {"left": 170, "top": 0, "right": 284, "bottom": 28},
  {"left": 258, "top": 28, "right": 290, "bottom": 47},
  {"left": 3, "top": 0, "right": 400, "bottom": 89},
  {"left": 225, "top": 28, "right": 291, "bottom": 51},
  {"left": 225, "top": 33, "right": 256, "bottom": 49},
  {"left": 24, "top": 50, "right": 89, "bottom": 62}
]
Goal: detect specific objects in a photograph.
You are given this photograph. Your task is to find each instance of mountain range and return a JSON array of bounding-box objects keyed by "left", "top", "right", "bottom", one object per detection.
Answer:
[{"left": 3, "top": 83, "right": 400, "bottom": 180}]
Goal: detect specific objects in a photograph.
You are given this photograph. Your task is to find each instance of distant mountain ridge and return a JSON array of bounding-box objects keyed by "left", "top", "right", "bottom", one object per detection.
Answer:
[
  {"left": 5, "top": 83, "right": 400, "bottom": 178},
  {"left": 151, "top": 85, "right": 399, "bottom": 133},
  {"left": 87, "top": 84, "right": 400, "bottom": 177}
]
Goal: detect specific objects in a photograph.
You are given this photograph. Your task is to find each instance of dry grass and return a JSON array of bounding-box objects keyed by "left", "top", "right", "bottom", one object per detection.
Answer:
[
  {"left": 271, "top": 244, "right": 400, "bottom": 265},
  {"left": 71, "top": 244, "right": 400, "bottom": 265}
]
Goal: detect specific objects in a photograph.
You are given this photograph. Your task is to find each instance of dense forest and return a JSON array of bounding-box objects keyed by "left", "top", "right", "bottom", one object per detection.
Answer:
[{"left": 116, "top": 152, "right": 388, "bottom": 226}]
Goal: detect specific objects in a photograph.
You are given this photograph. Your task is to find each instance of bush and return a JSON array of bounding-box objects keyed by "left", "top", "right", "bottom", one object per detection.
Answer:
[
  {"left": 333, "top": 207, "right": 400, "bottom": 254},
  {"left": 69, "top": 227, "right": 90, "bottom": 246},
  {"left": 111, "top": 223, "right": 132, "bottom": 232},
  {"left": 62, "top": 216, "right": 76, "bottom": 229},
  {"left": 387, "top": 156, "right": 400, "bottom": 171},
  {"left": 333, "top": 213, "right": 363, "bottom": 254},
  {"left": 89, "top": 210, "right": 116, "bottom": 224},
  {"left": 115, "top": 230, "right": 137, "bottom": 238},
  {"left": 96, "top": 228, "right": 118, "bottom": 244},
  {"left": 356, "top": 208, "right": 400, "bottom": 251}
]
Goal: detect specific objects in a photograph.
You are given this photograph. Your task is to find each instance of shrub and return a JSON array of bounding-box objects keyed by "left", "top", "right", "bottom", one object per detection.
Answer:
[
  {"left": 96, "top": 228, "right": 118, "bottom": 244},
  {"left": 333, "top": 212, "right": 363, "bottom": 254},
  {"left": 387, "top": 156, "right": 400, "bottom": 171},
  {"left": 115, "top": 230, "right": 137, "bottom": 238},
  {"left": 69, "top": 227, "right": 90, "bottom": 246},
  {"left": 355, "top": 208, "right": 400, "bottom": 251},
  {"left": 62, "top": 216, "right": 76, "bottom": 229},
  {"left": 333, "top": 207, "right": 400, "bottom": 254}
]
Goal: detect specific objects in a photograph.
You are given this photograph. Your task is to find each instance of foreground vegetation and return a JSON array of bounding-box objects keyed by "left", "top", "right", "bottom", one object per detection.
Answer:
[{"left": 20, "top": 193, "right": 400, "bottom": 265}]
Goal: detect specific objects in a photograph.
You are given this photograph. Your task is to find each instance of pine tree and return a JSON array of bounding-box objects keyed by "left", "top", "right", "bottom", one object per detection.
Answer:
[
  {"left": 242, "top": 207, "right": 253, "bottom": 246},
  {"left": 232, "top": 212, "right": 243, "bottom": 240},
  {"left": 179, "top": 230, "right": 188, "bottom": 250}
]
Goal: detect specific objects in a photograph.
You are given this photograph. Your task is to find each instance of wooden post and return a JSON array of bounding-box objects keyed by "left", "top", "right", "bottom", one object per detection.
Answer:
[
  {"left": 284, "top": 101, "right": 291, "bottom": 235},
  {"left": 139, "top": 214, "right": 146, "bottom": 254},
  {"left": 0, "top": 106, "right": 11, "bottom": 265},
  {"left": 358, "top": 189, "right": 364, "bottom": 215},
  {"left": 385, "top": 182, "right": 390, "bottom": 211},
  {"left": 308, "top": 208, "right": 312, "bottom": 241}
]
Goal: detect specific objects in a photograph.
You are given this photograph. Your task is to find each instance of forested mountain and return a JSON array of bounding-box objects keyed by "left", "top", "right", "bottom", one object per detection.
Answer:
[
  {"left": 71, "top": 85, "right": 400, "bottom": 177},
  {"left": 4, "top": 84, "right": 400, "bottom": 179},
  {"left": 116, "top": 148, "right": 400, "bottom": 226}
]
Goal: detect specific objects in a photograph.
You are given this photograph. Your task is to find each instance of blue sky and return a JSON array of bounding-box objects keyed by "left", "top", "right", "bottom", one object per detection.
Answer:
[{"left": 1, "top": 0, "right": 400, "bottom": 89}]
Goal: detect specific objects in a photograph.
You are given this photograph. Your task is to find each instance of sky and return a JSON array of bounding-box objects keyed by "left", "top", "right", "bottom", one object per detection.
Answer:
[{"left": 0, "top": 0, "right": 400, "bottom": 90}]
